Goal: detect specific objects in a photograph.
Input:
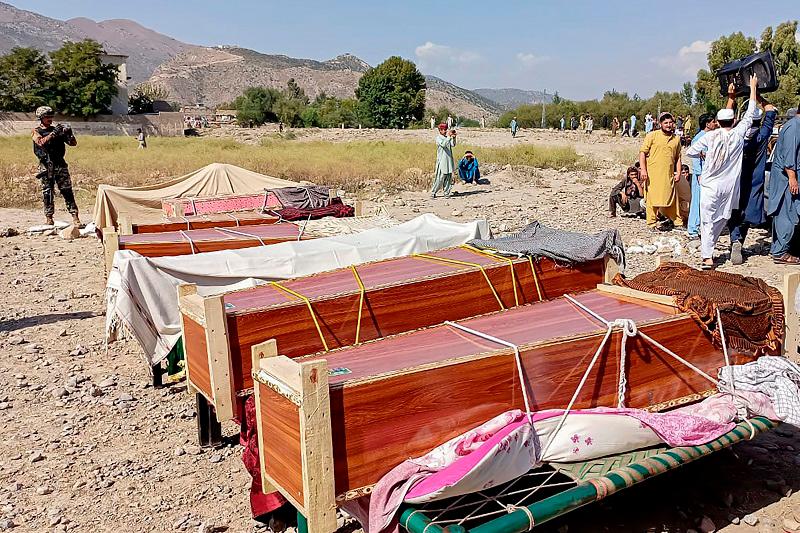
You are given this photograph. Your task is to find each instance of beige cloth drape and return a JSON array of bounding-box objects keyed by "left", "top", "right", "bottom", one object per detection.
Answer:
[{"left": 92, "top": 163, "right": 300, "bottom": 229}]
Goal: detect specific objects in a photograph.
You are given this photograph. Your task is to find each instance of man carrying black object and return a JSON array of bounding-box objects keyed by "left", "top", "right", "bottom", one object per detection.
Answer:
[{"left": 32, "top": 106, "right": 80, "bottom": 226}]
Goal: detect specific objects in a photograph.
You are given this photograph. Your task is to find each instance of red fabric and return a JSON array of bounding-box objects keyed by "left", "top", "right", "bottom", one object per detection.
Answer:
[
  {"left": 277, "top": 198, "right": 355, "bottom": 221},
  {"left": 242, "top": 395, "right": 287, "bottom": 518}
]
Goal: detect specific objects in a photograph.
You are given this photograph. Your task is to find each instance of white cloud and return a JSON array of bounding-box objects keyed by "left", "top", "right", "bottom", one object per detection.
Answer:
[
  {"left": 516, "top": 52, "right": 549, "bottom": 68},
  {"left": 653, "top": 40, "right": 711, "bottom": 77},
  {"left": 414, "top": 41, "right": 481, "bottom": 68}
]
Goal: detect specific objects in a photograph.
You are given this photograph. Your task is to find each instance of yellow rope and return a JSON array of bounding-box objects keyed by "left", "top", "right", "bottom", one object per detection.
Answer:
[
  {"left": 528, "top": 256, "right": 544, "bottom": 302},
  {"left": 350, "top": 265, "right": 366, "bottom": 344},
  {"left": 460, "top": 245, "right": 519, "bottom": 307},
  {"left": 413, "top": 253, "right": 505, "bottom": 310},
  {"left": 270, "top": 282, "right": 329, "bottom": 351}
]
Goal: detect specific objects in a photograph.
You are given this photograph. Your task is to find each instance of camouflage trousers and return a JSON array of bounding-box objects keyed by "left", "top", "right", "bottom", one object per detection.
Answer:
[{"left": 36, "top": 164, "right": 78, "bottom": 217}]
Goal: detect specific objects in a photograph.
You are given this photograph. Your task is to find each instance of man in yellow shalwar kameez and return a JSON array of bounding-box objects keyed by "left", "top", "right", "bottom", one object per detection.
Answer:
[{"left": 639, "top": 112, "right": 683, "bottom": 230}]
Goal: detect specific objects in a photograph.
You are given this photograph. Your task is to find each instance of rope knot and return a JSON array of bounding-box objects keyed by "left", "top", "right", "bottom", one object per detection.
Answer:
[{"left": 612, "top": 318, "right": 638, "bottom": 336}]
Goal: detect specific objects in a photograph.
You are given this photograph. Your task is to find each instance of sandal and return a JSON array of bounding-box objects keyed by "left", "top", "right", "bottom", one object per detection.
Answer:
[
  {"left": 701, "top": 260, "right": 715, "bottom": 270},
  {"left": 773, "top": 253, "right": 800, "bottom": 265}
]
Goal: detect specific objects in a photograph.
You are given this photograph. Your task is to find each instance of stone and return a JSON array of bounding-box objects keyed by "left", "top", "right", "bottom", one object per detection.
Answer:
[
  {"left": 51, "top": 388, "right": 68, "bottom": 399},
  {"left": 184, "top": 445, "right": 202, "bottom": 456},
  {"left": 743, "top": 514, "right": 759, "bottom": 526},
  {"left": 29, "top": 450, "right": 45, "bottom": 463},
  {"left": 58, "top": 225, "right": 81, "bottom": 240},
  {"left": 97, "top": 377, "right": 116, "bottom": 388},
  {"left": 451, "top": 209, "right": 462, "bottom": 217},
  {"left": 117, "top": 393, "right": 134, "bottom": 402},
  {"left": 7, "top": 336, "right": 25, "bottom": 345},
  {"left": 36, "top": 485, "right": 53, "bottom": 495},
  {"left": 392, "top": 199, "right": 406, "bottom": 207},
  {"left": 174, "top": 447, "right": 185, "bottom": 457},
  {"left": 0, "top": 518, "right": 15, "bottom": 530},
  {"left": 0, "top": 228, "right": 19, "bottom": 238},
  {"left": 173, "top": 515, "right": 190, "bottom": 529},
  {"left": 209, "top": 453, "right": 222, "bottom": 464},
  {"left": 698, "top": 516, "right": 715, "bottom": 532}
]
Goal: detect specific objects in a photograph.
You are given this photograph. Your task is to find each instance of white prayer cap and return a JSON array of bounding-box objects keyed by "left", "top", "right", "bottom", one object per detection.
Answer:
[{"left": 716, "top": 108, "right": 735, "bottom": 121}]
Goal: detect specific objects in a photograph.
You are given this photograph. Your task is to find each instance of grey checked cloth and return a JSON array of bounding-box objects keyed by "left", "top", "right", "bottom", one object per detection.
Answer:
[
  {"left": 467, "top": 221, "right": 626, "bottom": 272},
  {"left": 718, "top": 356, "right": 800, "bottom": 425}
]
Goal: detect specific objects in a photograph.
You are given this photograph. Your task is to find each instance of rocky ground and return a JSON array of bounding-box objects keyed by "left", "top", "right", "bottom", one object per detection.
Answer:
[{"left": 0, "top": 129, "right": 799, "bottom": 533}]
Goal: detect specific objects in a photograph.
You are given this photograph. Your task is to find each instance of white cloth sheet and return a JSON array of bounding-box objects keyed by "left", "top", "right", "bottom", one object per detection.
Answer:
[{"left": 105, "top": 214, "right": 490, "bottom": 367}]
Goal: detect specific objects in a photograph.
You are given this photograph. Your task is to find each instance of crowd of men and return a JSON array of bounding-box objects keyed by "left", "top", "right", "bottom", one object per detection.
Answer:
[{"left": 610, "top": 75, "right": 800, "bottom": 268}]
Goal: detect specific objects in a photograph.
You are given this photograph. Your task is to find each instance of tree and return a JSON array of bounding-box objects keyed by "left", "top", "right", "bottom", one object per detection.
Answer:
[
  {"left": 356, "top": 56, "right": 426, "bottom": 129},
  {"left": 0, "top": 47, "right": 51, "bottom": 111},
  {"left": 285, "top": 78, "right": 309, "bottom": 105},
  {"left": 49, "top": 40, "right": 119, "bottom": 117},
  {"left": 762, "top": 21, "right": 800, "bottom": 110},
  {"left": 233, "top": 87, "right": 281, "bottom": 126},
  {"left": 681, "top": 82, "right": 694, "bottom": 107},
  {"left": 128, "top": 82, "right": 171, "bottom": 114}
]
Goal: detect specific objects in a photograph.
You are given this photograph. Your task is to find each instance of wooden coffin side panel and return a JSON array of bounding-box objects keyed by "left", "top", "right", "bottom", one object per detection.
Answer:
[
  {"left": 229, "top": 258, "right": 606, "bottom": 394},
  {"left": 325, "top": 315, "right": 751, "bottom": 494},
  {"left": 132, "top": 216, "right": 278, "bottom": 234},
  {"left": 254, "top": 350, "right": 337, "bottom": 531},
  {"left": 118, "top": 237, "right": 291, "bottom": 257},
  {"left": 183, "top": 314, "right": 212, "bottom": 402}
]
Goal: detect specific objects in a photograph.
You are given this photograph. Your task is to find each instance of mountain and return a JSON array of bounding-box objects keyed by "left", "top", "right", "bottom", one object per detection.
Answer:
[
  {"left": 0, "top": 1, "right": 194, "bottom": 83},
  {"left": 0, "top": 1, "right": 504, "bottom": 118},
  {"left": 473, "top": 88, "right": 554, "bottom": 110},
  {"left": 425, "top": 76, "right": 503, "bottom": 119},
  {"left": 151, "top": 46, "right": 503, "bottom": 119},
  {"left": 65, "top": 17, "right": 194, "bottom": 82}
]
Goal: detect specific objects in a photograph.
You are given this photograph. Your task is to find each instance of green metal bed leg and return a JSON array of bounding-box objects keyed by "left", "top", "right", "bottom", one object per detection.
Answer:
[
  {"left": 399, "top": 506, "right": 447, "bottom": 533},
  {"left": 297, "top": 512, "right": 308, "bottom": 533}
]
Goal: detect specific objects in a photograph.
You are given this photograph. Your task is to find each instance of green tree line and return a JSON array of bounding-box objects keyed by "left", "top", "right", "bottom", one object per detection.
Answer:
[
  {"left": 0, "top": 40, "right": 119, "bottom": 117},
  {"left": 500, "top": 20, "right": 799, "bottom": 131}
]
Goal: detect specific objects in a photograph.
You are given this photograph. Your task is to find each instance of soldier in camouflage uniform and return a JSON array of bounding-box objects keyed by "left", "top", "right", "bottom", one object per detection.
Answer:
[{"left": 32, "top": 106, "right": 80, "bottom": 226}]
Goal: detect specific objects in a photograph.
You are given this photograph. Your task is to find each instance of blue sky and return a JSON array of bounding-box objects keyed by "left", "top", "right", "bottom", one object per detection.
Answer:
[{"left": 9, "top": 0, "right": 798, "bottom": 100}]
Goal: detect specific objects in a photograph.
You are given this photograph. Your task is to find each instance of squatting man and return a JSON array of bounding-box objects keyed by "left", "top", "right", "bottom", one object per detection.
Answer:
[{"left": 32, "top": 106, "right": 81, "bottom": 226}]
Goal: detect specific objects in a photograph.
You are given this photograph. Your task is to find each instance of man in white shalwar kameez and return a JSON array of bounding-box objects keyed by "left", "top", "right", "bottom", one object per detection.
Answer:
[
  {"left": 686, "top": 75, "right": 759, "bottom": 269},
  {"left": 431, "top": 123, "right": 457, "bottom": 198}
]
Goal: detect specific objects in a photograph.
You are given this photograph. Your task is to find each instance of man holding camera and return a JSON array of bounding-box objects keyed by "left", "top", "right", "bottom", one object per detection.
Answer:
[
  {"left": 32, "top": 106, "right": 80, "bottom": 226},
  {"left": 431, "top": 123, "right": 457, "bottom": 198}
]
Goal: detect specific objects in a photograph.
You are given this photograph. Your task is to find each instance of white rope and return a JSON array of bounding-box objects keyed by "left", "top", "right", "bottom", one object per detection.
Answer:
[
  {"left": 616, "top": 318, "right": 637, "bottom": 408},
  {"left": 297, "top": 216, "right": 310, "bottom": 241},
  {"left": 444, "top": 321, "right": 533, "bottom": 424},
  {"left": 179, "top": 230, "right": 196, "bottom": 254},
  {"left": 189, "top": 198, "right": 197, "bottom": 216},
  {"left": 716, "top": 309, "right": 755, "bottom": 438},
  {"left": 225, "top": 212, "right": 241, "bottom": 226},
  {"left": 564, "top": 295, "right": 720, "bottom": 387},
  {"left": 213, "top": 226, "right": 266, "bottom": 246}
]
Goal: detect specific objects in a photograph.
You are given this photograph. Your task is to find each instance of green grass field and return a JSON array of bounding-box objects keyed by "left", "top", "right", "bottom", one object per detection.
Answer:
[{"left": 0, "top": 136, "right": 588, "bottom": 209}]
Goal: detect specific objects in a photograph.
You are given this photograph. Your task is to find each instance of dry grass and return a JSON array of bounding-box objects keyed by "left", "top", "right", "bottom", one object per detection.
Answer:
[{"left": 0, "top": 136, "right": 587, "bottom": 208}]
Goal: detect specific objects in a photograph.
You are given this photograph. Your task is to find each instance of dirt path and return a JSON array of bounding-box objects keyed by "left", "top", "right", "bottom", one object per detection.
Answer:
[{"left": 0, "top": 128, "right": 798, "bottom": 532}]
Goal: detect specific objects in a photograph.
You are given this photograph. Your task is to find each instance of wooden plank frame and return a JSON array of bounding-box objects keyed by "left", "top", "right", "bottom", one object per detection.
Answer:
[
  {"left": 783, "top": 272, "right": 800, "bottom": 361},
  {"left": 178, "top": 284, "right": 237, "bottom": 421},
  {"left": 118, "top": 214, "right": 133, "bottom": 235},
  {"left": 177, "top": 284, "right": 199, "bottom": 392},
  {"left": 253, "top": 345, "right": 338, "bottom": 533},
  {"left": 102, "top": 227, "right": 119, "bottom": 274}
]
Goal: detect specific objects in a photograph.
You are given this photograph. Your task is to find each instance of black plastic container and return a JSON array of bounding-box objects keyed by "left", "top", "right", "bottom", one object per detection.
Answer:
[{"left": 717, "top": 50, "right": 779, "bottom": 97}]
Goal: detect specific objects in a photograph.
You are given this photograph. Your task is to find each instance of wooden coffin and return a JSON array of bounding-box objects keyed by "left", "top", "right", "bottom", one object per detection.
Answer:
[
  {"left": 102, "top": 222, "right": 304, "bottom": 272},
  {"left": 252, "top": 287, "right": 761, "bottom": 529},
  {"left": 162, "top": 190, "right": 283, "bottom": 217},
  {"left": 119, "top": 211, "right": 279, "bottom": 235},
  {"left": 179, "top": 246, "right": 610, "bottom": 421}
]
